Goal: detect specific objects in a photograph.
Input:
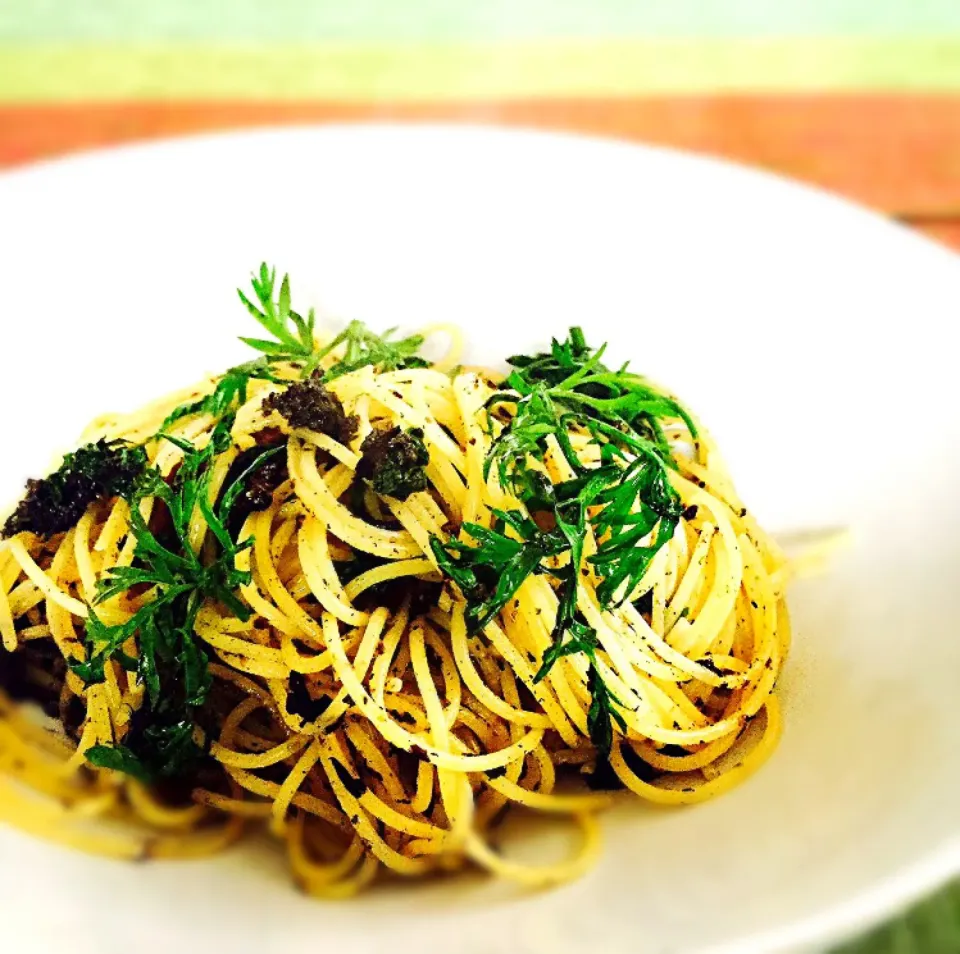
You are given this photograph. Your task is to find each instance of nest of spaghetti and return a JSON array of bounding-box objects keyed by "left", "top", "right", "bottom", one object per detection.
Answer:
[{"left": 0, "top": 268, "right": 790, "bottom": 895}]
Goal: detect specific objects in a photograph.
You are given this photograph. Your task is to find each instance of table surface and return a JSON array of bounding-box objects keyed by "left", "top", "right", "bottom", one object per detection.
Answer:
[{"left": 1, "top": 4, "right": 958, "bottom": 950}]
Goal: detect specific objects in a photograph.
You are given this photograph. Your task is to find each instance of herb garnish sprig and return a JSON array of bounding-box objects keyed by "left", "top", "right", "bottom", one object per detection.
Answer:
[
  {"left": 316, "top": 321, "right": 429, "bottom": 381},
  {"left": 160, "top": 359, "right": 280, "bottom": 433},
  {"left": 78, "top": 423, "right": 263, "bottom": 780},
  {"left": 433, "top": 327, "right": 695, "bottom": 757},
  {"left": 236, "top": 263, "right": 427, "bottom": 382},
  {"left": 238, "top": 264, "right": 320, "bottom": 372}
]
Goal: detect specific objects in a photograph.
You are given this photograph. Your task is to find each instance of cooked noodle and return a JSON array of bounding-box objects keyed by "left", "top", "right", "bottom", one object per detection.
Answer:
[{"left": 0, "top": 298, "right": 792, "bottom": 895}]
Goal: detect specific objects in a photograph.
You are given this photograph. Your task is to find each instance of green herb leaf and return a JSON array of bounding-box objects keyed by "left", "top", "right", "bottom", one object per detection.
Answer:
[
  {"left": 237, "top": 263, "right": 317, "bottom": 371},
  {"left": 317, "top": 320, "right": 428, "bottom": 381},
  {"left": 484, "top": 386, "right": 582, "bottom": 494},
  {"left": 70, "top": 610, "right": 140, "bottom": 686},
  {"left": 589, "top": 455, "right": 683, "bottom": 606},
  {"left": 82, "top": 426, "right": 253, "bottom": 780},
  {"left": 587, "top": 666, "right": 628, "bottom": 758},
  {"left": 84, "top": 743, "right": 150, "bottom": 782},
  {"left": 431, "top": 508, "right": 568, "bottom": 633},
  {"left": 534, "top": 618, "right": 596, "bottom": 683},
  {"left": 161, "top": 359, "right": 278, "bottom": 433}
]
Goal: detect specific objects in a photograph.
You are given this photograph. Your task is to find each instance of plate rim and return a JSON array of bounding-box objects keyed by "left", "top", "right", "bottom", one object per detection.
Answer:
[{"left": 0, "top": 120, "right": 958, "bottom": 954}]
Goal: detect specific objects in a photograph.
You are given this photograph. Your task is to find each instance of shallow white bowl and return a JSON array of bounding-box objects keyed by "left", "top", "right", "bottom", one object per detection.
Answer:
[{"left": 0, "top": 125, "right": 958, "bottom": 954}]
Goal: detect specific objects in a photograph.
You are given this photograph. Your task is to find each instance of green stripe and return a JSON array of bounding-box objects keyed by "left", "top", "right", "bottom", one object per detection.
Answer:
[
  {"left": 3, "top": 39, "right": 960, "bottom": 101},
  {"left": 4, "top": 0, "right": 960, "bottom": 42}
]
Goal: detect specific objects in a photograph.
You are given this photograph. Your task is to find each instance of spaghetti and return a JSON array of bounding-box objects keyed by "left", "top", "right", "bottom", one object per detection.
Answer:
[{"left": 0, "top": 266, "right": 791, "bottom": 895}]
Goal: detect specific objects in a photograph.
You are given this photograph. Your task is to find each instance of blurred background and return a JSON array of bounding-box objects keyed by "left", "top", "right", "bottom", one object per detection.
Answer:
[
  {"left": 2, "top": 2, "right": 960, "bottom": 251},
  {"left": 1, "top": 3, "right": 958, "bottom": 951}
]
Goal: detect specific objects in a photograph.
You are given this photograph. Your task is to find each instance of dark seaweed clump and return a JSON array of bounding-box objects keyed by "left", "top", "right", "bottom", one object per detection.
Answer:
[
  {"left": 262, "top": 372, "right": 359, "bottom": 444},
  {"left": 3, "top": 440, "right": 147, "bottom": 539},
  {"left": 356, "top": 426, "right": 429, "bottom": 500}
]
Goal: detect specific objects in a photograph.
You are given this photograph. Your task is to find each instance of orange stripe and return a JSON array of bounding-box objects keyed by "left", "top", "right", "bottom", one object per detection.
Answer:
[
  {"left": 911, "top": 221, "right": 960, "bottom": 250},
  {"left": 2, "top": 96, "right": 960, "bottom": 220}
]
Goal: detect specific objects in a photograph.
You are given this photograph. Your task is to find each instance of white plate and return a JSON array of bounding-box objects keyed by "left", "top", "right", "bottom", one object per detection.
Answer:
[{"left": 1, "top": 125, "right": 959, "bottom": 954}]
